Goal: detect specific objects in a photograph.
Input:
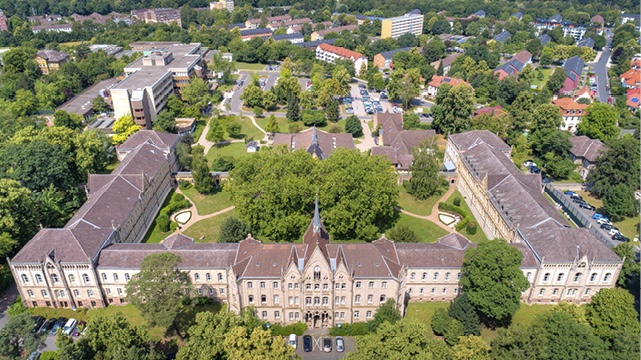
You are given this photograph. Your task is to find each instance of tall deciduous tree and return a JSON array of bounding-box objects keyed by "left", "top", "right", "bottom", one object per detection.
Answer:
[
  {"left": 345, "top": 115, "right": 363, "bottom": 137},
  {"left": 0, "top": 313, "right": 43, "bottom": 358},
  {"left": 219, "top": 217, "right": 252, "bottom": 243},
  {"left": 405, "top": 136, "right": 443, "bottom": 199},
  {"left": 53, "top": 110, "right": 83, "bottom": 130},
  {"left": 153, "top": 111, "right": 177, "bottom": 134},
  {"left": 531, "top": 104, "right": 563, "bottom": 133},
  {"left": 588, "top": 135, "right": 639, "bottom": 197},
  {"left": 369, "top": 299, "right": 401, "bottom": 331},
  {"left": 602, "top": 184, "right": 636, "bottom": 221},
  {"left": 546, "top": 67, "right": 567, "bottom": 94},
  {"left": 181, "top": 77, "right": 210, "bottom": 107},
  {"left": 112, "top": 116, "right": 141, "bottom": 144},
  {"left": 0, "top": 179, "right": 39, "bottom": 246},
  {"left": 432, "top": 85, "right": 474, "bottom": 134},
  {"left": 586, "top": 288, "right": 640, "bottom": 346},
  {"left": 452, "top": 335, "right": 489, "bottom": 359},
  {"left": 577, "top": 103, "right": 619, "bottom": 141},
  {"left": 460, "top": 240, "right": 530, "bottom": 326},
  {"left": 491, "top": 322, "right": 548, "bottom": 360},
  {"left": 223, "top": 326, "right": 295, "bottom": 360},
  {"left": 125, "top": 253, "right": 194, "bottom": 337}
]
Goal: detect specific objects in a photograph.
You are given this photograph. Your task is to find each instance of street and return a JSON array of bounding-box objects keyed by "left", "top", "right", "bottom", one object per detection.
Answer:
[{"left": 591, "top": 30, "right": 613, "bottom": 103}]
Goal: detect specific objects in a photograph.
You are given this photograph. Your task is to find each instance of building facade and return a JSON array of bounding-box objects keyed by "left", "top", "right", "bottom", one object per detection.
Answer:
[
  {"left": 34, "top": 50, "right": 70, "bottom": 75},
  {"left": 316, "top": 43, "right": 367, "bottom": 75},
  {"left": 11, "top": 131, "right": 623, "bottom": 324},
  {"left": 381, "top": 12, "right": 424, "bottom": 39},
  {"left": 552, "top": 97, "right": 587, "bottom": 132},
  {"left": 0, "top": 9, "right": 8, "bottom": 31}
]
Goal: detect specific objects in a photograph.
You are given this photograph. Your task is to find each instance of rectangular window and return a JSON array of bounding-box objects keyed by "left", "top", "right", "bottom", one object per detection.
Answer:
[
  {"left": 220, "top": 288, "right": 225, "bottom": 294},
  {"left": 289, "top": 283, "right": 293, "bottom": 289},
  {"left": 431, "top": 288, "right": 435, "bottom": 294},
  {"left": 335, "top": 283, "right": 340, "bottom": 289},
  {"left": 117, "top": 288, "right": 122, "bottom": 295},
  {"left": 106, "top": 288, "right": 111, "bottom": 294},
  {"left": 247, "top": 282, "right": 253, "bottom": 289},
  {"left": 341, "top": 296, "right": 345, "bottom": 304},
  {"left": 295, "top": 312, "right": 299, "bottom": 320},
  {"left": 289, "top": 297, "right": 293, "bottom": 305},
  {"left": 27, "top": 290, "right": 34, "bottom": 297},
  {"left": 323, "top": 284, "right": 328, "bottom": 290},
  {"left": 335, "top": 296, "right": 340, "bottom": 305},
  {"left": 273, "top": 282, "right": 279, "bottom": 289},
  {"left": 354, "top": 311, "right": 359, "bottom": 319},
  {"left": 289, "top": 312, "right": 294, "bottom": 320},
  {"left": 88, "top": 290, "right": 94, "bottom": 298},
  {"left": 367, "top": 295, "right": 373, "bottom": 303},
  {"left": 275, "top": 311, "right": 280, "bottom": 319}
]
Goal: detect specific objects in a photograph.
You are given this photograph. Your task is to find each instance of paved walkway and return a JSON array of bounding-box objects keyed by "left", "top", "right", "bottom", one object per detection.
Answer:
[
  {"left": 172, "top": 187, "right": 236, "bottom": 232},
  {"left": 249, "top": 115, "right": 269, "bottom": 142},
  {"left": 354, "top": 118, "right": 375, "bottom": 151},
  {"left": 396, "top": 181, "right": 459, "bottom": 233}
]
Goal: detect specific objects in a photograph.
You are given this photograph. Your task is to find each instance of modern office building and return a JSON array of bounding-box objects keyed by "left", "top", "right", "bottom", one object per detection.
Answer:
[
  {"left": 210, "top": 0, "right": 234, "bottom": 12},
  {"left": 110, "top": 43, "right": 206, "bottom": 128},
  {"left": 381, "top": 11, "right": 424, "bottom": 39}
]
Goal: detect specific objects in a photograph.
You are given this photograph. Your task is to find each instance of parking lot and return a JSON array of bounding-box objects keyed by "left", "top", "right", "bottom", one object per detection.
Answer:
[{"left": 293, "top": 335, "right": 356, "bottom": 359}]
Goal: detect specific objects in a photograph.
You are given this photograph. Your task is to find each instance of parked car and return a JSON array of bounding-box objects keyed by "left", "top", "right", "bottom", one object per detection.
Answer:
[
  {"left": 592, "top": 213, "right": 605, "bottom": 220},
  {"left": 303, "top": 335, "right": 312, "bottom": 352},
  {"left": 523, "top": 160, "right": 537, "bottom": 167},
  {"left": 323, "top": 337, "right": 332, "bottom": 352},
  {"left": 288, "top": 334, "right": 297, "bottom": 349},
  {"left": 596, "top": 218, "right": 611, "bottom": 225},
  {"left": 336, "top": 336, "right": 344, "bottom": 352},
  {"left": 72, "top": 321, "right": 86, "bottom": 337},
  {"left": 358, "top": 84, "right": 366, "bottom": 89},
  {"left": 39, "top": 319, "right": 55, "bottom": 334},
  {"left": 345, "top": 107, "right": 354, "bottom": 114},
  {"left": 32, "top": 316, "right": 46, "bottom": 333},
  {"left": 380, "top": 92, "right": 388, "bottom": 99},
  {"left": 600, "top": 223, "right": 613, "bottom": 231},
  {"left": 579, "top": 202, "right": 595, "bottom": 211},
  {"left": 529, "top": 166, "right": 541, "bottom": 174},
  {"left": 612, "top": 233, "right": 630, "bottom": 242},
  {"left": 564, "top": 190, "right": 577, "bottom": 196},
  {"left": 26, "top": 352, "right": 40, "bottom": 360},
  {"left": 51, "top": 317, "right": 68, "bottom": 336},
  {"left": 609, "top": 227, "right": 620, "bottom": 236},
  {"left": 63, "top": 318, "right": 77, "bottom": 336},
  {"left": 572, "top": 196, "right": 584, "bottom": 203}
]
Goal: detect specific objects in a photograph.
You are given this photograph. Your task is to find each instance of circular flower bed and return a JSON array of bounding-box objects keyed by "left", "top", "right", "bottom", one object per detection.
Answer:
[
  {"left": 175, "top": 211, "right": 192, "bottom": 225},
  {"left": 439, "top": 213, "right": 456, "bottom": 226}
]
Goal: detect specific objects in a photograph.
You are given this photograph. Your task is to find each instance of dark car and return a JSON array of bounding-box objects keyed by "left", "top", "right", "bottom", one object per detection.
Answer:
[
  {"left": 72, "top": 321, "right": 86, "bottom": 337},
  {"left": 529, "top": 166, "right": 541, "bottom": 174},
  {"left": 572, "top": 195, "right": 584, "bottom": 202},
  {"left": 600, "top": 224, "right": 613, "bottom": 231},
  {"left": 323, "top": 337, "right": 332, "bottom": 352},
  {"left": 39, "top": 318, "right": 55, "bottom": 334},
  {"left": 380, "top": 93, "right": 388, "bottom": 99},
  {"left": 51, "top": 317, "right": 67, "bottom": 336},
  {"left": 303, "top": 335, "right": 312, "bottom": 352},
  {"left": 32, "top": 316, "right": 46, "bottom": 333},
  {"left": 612, "top": 233, "right": 630, "bottom": 242},
  {"left": 579, "top": 202, "right": 595, "bottom": 211}
]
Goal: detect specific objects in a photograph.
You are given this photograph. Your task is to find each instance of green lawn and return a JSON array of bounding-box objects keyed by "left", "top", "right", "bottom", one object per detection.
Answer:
[
  {"left": 445, "top": 190, "right": 489, "bottom": 243},
  {"left": 398, "top": 185, "right": 445, "bottom": 216},
  {"left": 141, "top": 190, "right": 181, "bottom": 243},
  {"left": 206, "top": 142, "right": 252, "bottom": 163},
  {"left": 480, "top": 304, "right": 556, "bottom": 341},
  {"left": 237, "top": 62, "right": 266, "bottom": 71},
  {"left": 181, "top": 186, "right": 233, "bottom": 215},
  {"left": 184, "top": 209, "right": 239, "bottom": 243},
  {"left": 218, "top": 115, "right": 264, "bottom": 141},
  {"left": 256, "top": 116, "right": 290, "bottom": 133},
  {"left": 383, "top": 213, "right": 449, "bottom": 243},
  {"left": 317, "top": 118, "right": 346, "bottom": 133},
  {"left": 405, "top": 301, "right": 449, "bottom": 335},
  {"left": 532, "top": 68, "right": 553, "bottom": 88},
  {"left": 192, "top": 118, "right": 207, "bottom": 143}
]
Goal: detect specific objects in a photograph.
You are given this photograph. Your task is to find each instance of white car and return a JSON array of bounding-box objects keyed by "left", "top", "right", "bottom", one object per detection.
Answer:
[
  {"left": 62, "top": 318, "right": 77, "bottom": 336},
  {"left": 522, "top": 161, "right": 537, "bottom": 167},
  {"left": 288, "top": 334, "right": 297, "bottom": 349},
  {"left": 609, "top": 228, "right": 620, "bottom": 236},
  {"left": 596, "top": 218, "right": 612, "bottom": 225}
]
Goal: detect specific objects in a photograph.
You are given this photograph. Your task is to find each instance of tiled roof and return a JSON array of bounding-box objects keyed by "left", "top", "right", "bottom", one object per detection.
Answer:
[
  {"left": 282, "top": 18, "right": 312, "bottom": 26},
  {"left": 473, "top": 105, "right": 505, "bottom": 118},
  {"left": 627, "top": 87, "right": 641, "bottom": 108},
  {"left": 520, "top": 226, "right": 620, "bottom": 262},
  {"left": 372, "top": 129, "right": 436, "bottom": 169},
  {"left": 430, "top": 53, "right": 460, "bottom": 68},
  {"left": 118, "top": 130, "right": 178, "bottom": 151},
  {"left": 569, "top": 135, "right": 605, "bottom": 162},
  {"left": 512, "top": 50, "right": 532, "bottom": 65},
  {"left": 591, "top": 15, "right": 604, "bottom": 25},
  {"left": 552, "top": 97, "right": 588, "bottom": 111},
  {"left": 317, "top": 43, "right": 365, "bottom": 61},
  {"left": 314, "top": 25, "right": 358, "bottom": 37},
  {"left": 268, "top": 15, "right": 291, "bottom": 22},
  {"left": 620, "top": 68, "right": 641, "bottom": 87},
  {"left": 12, "top": 228, "right": 113, "bottom": 263},
  {"left": 538, "top": 34, "right": 552, "bottom": 47},
  {"left": 377, "top": 47, "right": 414, "bottom": 60},
  {"left": 564, "top": 56, "right": 584, "bottom": 82},
  {"left": 427, "top": 75, "right": 471, "bottom": 89},
  {"left": 448, "top": 130, "right": 511, "bottom": 152},
  {"left": 36, "top": 49, "right": 70, "bottom": 62},
  {"left": 577, "top": 37, "right": 595, "bottom": 48},
  {"left": 273, "top": 127, "right": 355, "bottom": 160},
  {"left": 492, "top": 30, "right": 511, "bottom": 43}
]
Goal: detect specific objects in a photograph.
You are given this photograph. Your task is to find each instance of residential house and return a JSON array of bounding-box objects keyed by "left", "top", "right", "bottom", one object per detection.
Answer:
[
  {"left": 493, "top": 50, "right": 532, "bottom": 80},
  {"left": 569, "top": 136, "right": 605, "bottom": 179},
  {"left": 371, "top": 111, "right": 436, "bottom": 171},
  {"left": 626, "top": 87, "right": 640, "bottom": 110},
  {"left": 425, "top": 76, "right": 472, "bottom": 97},
  {"left": 573, "top": 85, "right": 594, "bottom": 103},
  {"left": 552, "top": 97, "right": 588, "bottom": 132},
  {"left": 621, "top": 13, "right": 640, "bottom": 24},
  {"left": 576, "top": 37, "right": 595, "bottom": 48},
  {"left": 538, "top": 34, "right": 552, "bottom": 47},
  {"left": 240, "top": 28, "right": 273, "bottom": 41},
  {"left": 272, "top": 127, "right": 355, "bottom": 159},
  {"left": 294, "top": 39, "right": 338, "bottom": 49},
  {"left": 631, "top": 58, "right": 641, "bottom": 69},
  {"left": 135, "top": 8, "right": 181, "bottom": 27},
  {"left": 316, "top": 43, "right": 368, "bottom": 75},
  {"left": 210, "top": 0, "right": 235, "bottom": 12},
  {"left": 34, "top": 50, "right": 70, "bottom": 75},
  {"left": 272, "top": 18, "right": 311, "bottom": 30},
  {"left": 473, "top": 105, "right": 505, "bottom": 118},
  {"left": 560, "top": 56, "right": 585, "bottom": 94},
  {"left": 331, "top": 13, "right": 385, "bottom": 25},
  {"left": 531, "top": 16, "right": 597, "bottom": 41},
  {"left": 430, "top": 53, "right": 460, "bottom": 76},
  {"left": 620, "top": 68, "right": 641, "bottom": 88},
  {"left": 373, "top": 47, "right": 415, "bottom": 69},
  {"left": 31, "top": 23, "right": 73, "bottom": 33},
  {"left": 311, "top": 25, "right": 357, "bottom": 41},
  {"left": 27, "top": 14, "right": 65, "bottom": 23},
  {"left": 270, "top": 32, "right": 304, "bottom": 44},
  {"left": 510, "top": 12, "right": 523, "bottom": 21},
  {"left": 469, "top": 10, "right": 486, "bottom": 18},
  {"left": 492, "top": 30, "right": 511, "bottom": 43}
]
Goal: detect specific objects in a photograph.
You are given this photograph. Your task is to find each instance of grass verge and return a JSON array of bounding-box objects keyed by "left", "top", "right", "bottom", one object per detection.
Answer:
[
  {"left": 184, "top": 209, "right": 238, "bottom": 243},
  {"left": 181, "top": 186, "right": 233, "bottom": 215}
]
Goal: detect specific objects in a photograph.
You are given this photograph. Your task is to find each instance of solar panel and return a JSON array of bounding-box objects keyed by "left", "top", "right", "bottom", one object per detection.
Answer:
[
  {"left": 444, "top": 78, "right": 451, "bottom": 82},
  {"left": 632, "top": 98, "right": 639, "bottom": 103}
]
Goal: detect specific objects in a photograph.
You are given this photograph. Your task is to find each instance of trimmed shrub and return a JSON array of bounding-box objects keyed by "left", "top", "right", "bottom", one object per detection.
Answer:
[
  {"left": 270, "top": 321, "right": 308, "bottom": 336},
  {"left": 178, "top": 181, "right": 192, "bottom": 190},
  {"left": 453, "top": 197, "right": 461, "bottom": 206},
  {"left": 157, "top": 214, "right": 170, "bottom": 232},
  {"left": 467, "top": 222, "right": 477, "bottom": 235},
  {"left": 329, "top": 322, "right": 372, "bottom": 336},
  {"left": 171, "top": 192, "right": 185, "bottom": 203},
  {"left": 438, "top": 202, "right": 471, "bottom": 231}
]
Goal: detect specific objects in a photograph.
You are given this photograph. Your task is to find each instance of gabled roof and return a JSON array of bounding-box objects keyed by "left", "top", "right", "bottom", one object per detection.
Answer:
[
  {"left": 12, "top": 228, "right": 113, "bottom": 263},
  {"left": 118, "top": 130, "right": 178, "bottom": 152},
  {"left": 271, "top": 32, "right": 303, "bottom": 41},
  {"left": 272, "top": 127, "right": 355, "bottom": 160},
  {"left": 314, "top": 25, "right": 358, "bottom": 37},
  {"left": 538, "top": 34, "right": 552, "bottom": 47},
  {"left": 550, "top": 14, "right": 563, "bottom": 22},
  {"left": 372, "top": 129, "right": 436, "bottom": 169},
  {"left": 493, "top": 30, "right": 511, "bottom": 43},
  {"left": 552, "top": 97, "right": 588, "bottom": 111},
  {"left": 430, "top": 53, "right": 460, "bottom": 68},
  {"left": 577, "top": 37, "right": 595, "bottom": 48},
  {"left": 620, "top": 68, "right": 641, "bottom": 87},
  {"left": 427, "top": 75, "right": 471, "bottom": 89},
  {"left": 35, "top": 49, "right": 70, "bottom": 62},
  {"left": 569, "top": 135, "right": 605, "bottom": 162},
  {"left": 564, "top": 56, "right": 585, "bottom": 82},
  {"left": 627, "top": 87, "right": 641, "bottom": 108},
  {"left": 510, "top": 12, "right": 523, "bottom": 20},
  {"left": 377, "top": 47, "right": 414, "bottom": 60},
  {"left": 240, "top": 28, "right": 272, "bottom": 36},
  {"left": 448, "top": 130, "right": 511, "bottom": 152},
  {"left": 317, "top": 43, "right": 365, "bottom": 61},
  {"left": 473, "top": 105, "right": 505, "bottom": 118}
]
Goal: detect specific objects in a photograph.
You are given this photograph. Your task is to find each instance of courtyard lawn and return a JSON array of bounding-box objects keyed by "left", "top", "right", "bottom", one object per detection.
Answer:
[
  {"left": 218, "top": 115, "right": 264, "bottom": 140},
  {"left": 184, "top": 209, "right": 238, "bottom": 243},
  {"left": 256, "top": 115, "right": 289, "bottom": 134},
  {"left": 317, "top": 118, "right": 347, "bottom": 133},
  {"left": 191, "top": 118, "right": 208, "bottom": 142},
  {"left": 398, "top": 185, "right": 444, "bottom": 216},
  {"left": 384, "top": 213, "right": 449, "bottom": 243},
  {"left": 206, "top": 142, "right": 251, "bottom": 163},
  {"left": 141, "top": 190, "right": 180, "bottom": 243},
  {"left": 405, "top": 301, "right": 449, "bottom": 335},
  {"left": 532, "top": 68, "right": 553, "bottom": 88},
  {"left": 445, "top": 190, "right": 489, "bottom": 243},
  {"left": 575, "top": 190, "right": 638, "bottom": 239},
  {"left": 237, "top": 62, "right": 266, "bottom": 71},
  {"left": 181, "top": 186, "right": 233, "bottom": 215},
  {"left": 480, "top": 304, "right": 556, "bottom": 341}
]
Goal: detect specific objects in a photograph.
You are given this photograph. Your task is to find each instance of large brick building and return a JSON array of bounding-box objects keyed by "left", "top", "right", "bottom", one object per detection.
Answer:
[{"left": 10, "top": 131, "right": 622, "bottom": 327}]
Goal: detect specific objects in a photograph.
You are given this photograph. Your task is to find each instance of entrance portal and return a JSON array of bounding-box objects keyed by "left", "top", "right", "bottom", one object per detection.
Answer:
[{"left": 313, "top": 315, "right": 320, "bottom": 328}]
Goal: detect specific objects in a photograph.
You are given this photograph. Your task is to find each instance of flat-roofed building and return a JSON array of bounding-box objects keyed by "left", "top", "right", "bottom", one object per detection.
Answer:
[
  {"left": 56, "top": 78, "right": 120, "bottom": 119},
  {"left": 381, "top": 11, "right": 424, "bottom": 39},
  {"left": 110, "top": 43, "right": 206, "bottom": 128},
  {"left": 311, "top": 25, "right": 357, "bottom": 41}
]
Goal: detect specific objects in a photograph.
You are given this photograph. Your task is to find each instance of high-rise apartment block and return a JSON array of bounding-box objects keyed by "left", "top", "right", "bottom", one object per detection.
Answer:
[{"left": 381, "top": 11, "right": 424, "bottom": 39}]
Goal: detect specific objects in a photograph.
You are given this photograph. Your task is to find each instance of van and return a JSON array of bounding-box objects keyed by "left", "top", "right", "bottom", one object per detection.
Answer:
[
  {"left": 62, "top": 318, "right": 77, "bottom": 336},
  {"left": 288, "top": 334, "right": 297, "bottom": 349}
]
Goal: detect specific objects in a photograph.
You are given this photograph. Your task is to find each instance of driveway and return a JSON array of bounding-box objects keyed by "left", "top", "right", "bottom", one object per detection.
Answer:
[
  {"left": 293, "top": 335, "right": 356, "bottom": 359},
  {"left": 591, "top": 30, "right": 613, "bottom": 103},
  {"left": 229, "top": 72, "right": 251, "bottom": 115},
  {"left": 258, "top": 72, "right": 279, "bottom": 92}
]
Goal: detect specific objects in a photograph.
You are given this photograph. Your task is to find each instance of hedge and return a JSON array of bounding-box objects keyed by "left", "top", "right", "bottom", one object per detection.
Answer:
[
  {"left": 270, "top": 321, "right": 307, "bottom": 336},
  {"left": 438, "top": 202, "right": 471, "bottom": 231},
  {"left": 467, "top": 222, "right": 477, "bottom": 235},
  {"left": 329, "top": 322, "right": 373, "bottom": 336}
]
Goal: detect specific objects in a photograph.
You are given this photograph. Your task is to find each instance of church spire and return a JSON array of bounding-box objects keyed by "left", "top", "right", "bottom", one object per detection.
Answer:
[{"left": 313, "top": 195, "right": 321, "bottom": 233}]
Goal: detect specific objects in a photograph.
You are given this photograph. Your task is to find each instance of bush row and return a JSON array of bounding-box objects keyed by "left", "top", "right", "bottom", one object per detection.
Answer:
[
  {"left": 438, "top": 202, "right": 473, "bottom": 233},
  {"left": 270, "top": 321, "right": 307, "bottom": 336},
  {"left": 329, "top": 321, "right": 373, "bottom": 336}
]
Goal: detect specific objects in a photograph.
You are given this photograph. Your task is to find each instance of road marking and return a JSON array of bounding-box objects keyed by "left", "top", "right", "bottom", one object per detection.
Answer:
[{"left": 313, "top": 336, "right": 323, "bottom": 351}]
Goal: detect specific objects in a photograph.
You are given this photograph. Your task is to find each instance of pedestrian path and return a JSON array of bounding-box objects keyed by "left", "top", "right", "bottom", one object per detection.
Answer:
[
  {"left": 396, "top": 180, "right": 459, "bottom": 233},
  {"left": 172, "top": 187, "right": 235, "bottom": 232}
]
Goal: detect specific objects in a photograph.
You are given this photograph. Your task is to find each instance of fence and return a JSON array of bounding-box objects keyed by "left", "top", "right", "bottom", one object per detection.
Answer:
[{"left": 544, "top": 184, "right": 615, "bottom": 248}]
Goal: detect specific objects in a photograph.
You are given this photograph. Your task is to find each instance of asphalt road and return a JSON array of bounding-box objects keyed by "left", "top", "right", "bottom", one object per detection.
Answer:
[
  {"left": 293, "top": 335, "right": 356, "bottom": 359},
  {"left": 593, "top": 30, "right": 613, "bottom": 103},
  {"left": 229, "top": 72, "right": 251, "bottom": 115}
]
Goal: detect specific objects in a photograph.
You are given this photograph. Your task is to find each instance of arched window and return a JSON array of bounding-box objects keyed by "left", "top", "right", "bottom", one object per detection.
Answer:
[
  {"left": 589, "top": 273, "right": 598, "bottom": 282},
  {"left": 433, "top": 272, "right": 439, "bottom": 281},
  {"left": 218, "top": 273, "right": 223, "bottom": 281},
  {"left": 573, "top": 273, "right": 582, "bottom": 282},
  {"left": 368, "top": 281, "right": 374, "bottom": 288},
  {"left": 101, "top": 273, "right": 107, "bottom": 281},
  {"left": 194, "top": 273, "right": 200, "bottom": 281},
  {"left": 206, "top": 273, "right": 211, "bottom": 281},
  {"left": 603, "top": 273, "right": 612, "bottom": 282},
  {"left": 422, "top": 272, "right": 427, "bottom": 280},
  {"left": 543, "top": 273, "right": 550, "bottom": 282},
  {"left": 355, "top": 295, "right": 361, "bottom": 303},
  {"left": 125, "top": 273, "right": 130, "bottom": 281},
  {"left": 113, "top": 273, "right": 119, "bottom": 281},
  {"left": 248, "top": 295, "right": 254, "bottom": 303},
  {"left": 526, "top": 272, "right": 532, "bottom": 281},
  {"left": 261, "top": 295, "right": 266, "bottom": 303},
  {"left": 314, "top": 266, "right": 321, "bottom": 280},
  {"left": 382, "top": 281, "right": 387, "bottom": 288},
  {"left": 68, "top": 274, "right": 75, "bottom": 283},
  {"left": 82, "top": 274, "right": 90, "bottom": 283},
  {"left": 410, "top": 273, "right": 415, "bottom": 280},
  {"left": 35, "top": 274, "right": 42, "bottom": 283},
  {"left": 445, "top": 272, "right": 450, "bottom": 281},
  {"left": 51, "top": 274, "right": 59, "bottom": 283},
  {"left": 21, "top": 274, "right": 29, "bottom": 284},
  {"left": 556, "top": 273, "right": 564, "bottom": 282}
]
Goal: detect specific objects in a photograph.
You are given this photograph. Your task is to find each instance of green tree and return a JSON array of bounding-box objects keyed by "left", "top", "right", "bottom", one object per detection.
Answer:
[
  {"left": 263, "top": 90, "right": 278, "bottom": 111},
  {"left": 181, "top": 78, "right": 210, "bottom": 107},
  {"left": 369, "top": 299, "right": 402, "bottom": 330},
  {"left": 226, "top": 119, "right": 243, "bottom": 138},
  {"left": 206, "top": 117, "right": 225, "bottom": 143},
  {"left": 577, "top": 103, "right": 619, "bottom": 141},
  {"left": 265, "top": 114, "right": 280, "bottom": 134},
  {"left": 444, "top": 319, "right": 465, "bottom": 345},
  {"left": 53, "top": 110, "right": 83, "bottom": 130},
  {"left": 208, "top": 51, "right": 237, "bottom": 84},
  {"left": 431, "top": 307, "right": 454, "bottom": 336},
  {"left": 14, "top": 89, "right": 37, "bottom": 116},
  {"left": 325, "top": 98, "right": 340, "bottom": 122},
  {"left": 0, "top": 179, "right": 39, "bottom": 245},
  {"left": 460, "top": 240, "right": 530, "bottom": 326},
  {"left": 112, "top": 116, "right": 141, "bottom": 144},
  {"left": 432, "top": 85, "right": 474, "bottom": 134},
  {"left": 386, "top": 224, "right": 417, "bottom": 243},
  {"left": 588, "top": 135, "right": 639, "bottom": 197},
  {"left": 223, "top": 326, "right": 296, "bottom": 360},
  {"left": 448, "top": 293, "right": 481, "bottom": 336},
  {"left": 242, "top": 84, "right": 264, "bottom": 108},
  {"left": 602, "top": 184, "right": 636, "bottom": 221},
  {"left": 403, "top": 113, "right": 420, "bottom": 129},
  {"left": 532, "top": 104, "right": 563, "bottom": 133},
  {"left": 192, "top": 152, "right": 217, "bottom": 194},
  {"left": 491, "top": 322, "right": 548, "bottom": 360},
  {"left": 153, "top": 111, "right": 177, "bottom": 133},
  {"left": 586, "top": 288, "right": 640, "bottom": 346},
  {"left": 369, "top": 72, "right": 386, "bottom": 92},
  {"left": 125, "top": 253, "right": 194, "bottom": 338},
  {"left": 452, "top": 335, "right": 490, "bottom": 360},
  {"left": 546, "top": 67, "right": 567, "bottom": 94},
  {"left": 544, "top": 152, "right": 575, "bottom": 179},
  {"left": 211, "top": 155, "right": 235, "bottom": 172},
  {"left": 538, "top": 310, "right": 610, "bottom": 360},
  {"left": 423, "top": 38, "right": 446, "bottom": 63},
  {"left": 612, "top": 243, "right": 639, "bottom": 287},
  {"left": 436, "top": 60, "right": 444, "bottom": 76},
  {"left": 286, "top": 95, "right": 301, "bottom": 122},
  {"left": 405, "top": 137, "right": 443, "bottom": 199},
  {"left": 92, "top": 95, "right": 110, "bottom": 113},
  {"left": 345, "top": 115, "right": 363, "bottom": 137},
  {"left": 75, "top": 129, "right": 115, "bottom": 177},
  {"left": 397, "top": 76, "right": 419, "bottom": 110},
  {"left": 219, "top": 217, "right": 252, "bottom": 243},
  {"left": 0, "top": 312, "right": 43, "bottom": 358}
]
